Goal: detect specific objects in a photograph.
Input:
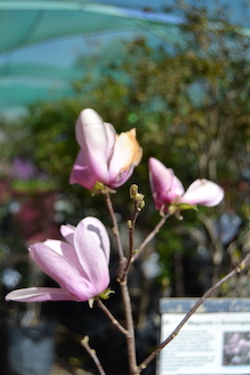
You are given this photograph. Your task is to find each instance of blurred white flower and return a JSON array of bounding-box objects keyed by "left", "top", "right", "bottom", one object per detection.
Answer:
[
  {"left": 2, "top": 268, "right": 21, "bottom": 289},
  {"left": 142, "top": 253, "right": 162, "bottom": 280}
]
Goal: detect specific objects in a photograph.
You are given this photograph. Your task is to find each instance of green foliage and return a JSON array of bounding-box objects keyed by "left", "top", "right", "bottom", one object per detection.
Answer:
[
  {"left": 10, "top": 178, "right": 57, "bottom": 194},
  {"left": 25, "top": 98, "right": 82, "bottom": 187}
]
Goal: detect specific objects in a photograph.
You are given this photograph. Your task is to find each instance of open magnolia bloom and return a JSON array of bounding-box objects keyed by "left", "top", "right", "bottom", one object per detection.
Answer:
[
  {"left": 5, "top": 217, "right": 110, "bottom": 302},
  {"left": 70, "top": 108, "right": 142, "bottom": 190},
  {"left": 149, "top": 157, "right": 224, "bottom": 211}
]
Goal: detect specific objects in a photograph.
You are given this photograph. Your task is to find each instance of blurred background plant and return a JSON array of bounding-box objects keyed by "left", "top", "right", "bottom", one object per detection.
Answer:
[{"left": 1, "top": 1, "right": 250, "bottom": 374}]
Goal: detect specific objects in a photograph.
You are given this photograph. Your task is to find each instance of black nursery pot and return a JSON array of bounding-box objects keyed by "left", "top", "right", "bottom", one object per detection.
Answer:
[{"left": 6, "top": 320, "right": 55, "bottom": 375}]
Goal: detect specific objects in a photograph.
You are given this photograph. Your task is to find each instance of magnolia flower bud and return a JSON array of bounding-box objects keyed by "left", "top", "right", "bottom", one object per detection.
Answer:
[{"left": 129, "top": 184, "right": 139, "bottom": 200}]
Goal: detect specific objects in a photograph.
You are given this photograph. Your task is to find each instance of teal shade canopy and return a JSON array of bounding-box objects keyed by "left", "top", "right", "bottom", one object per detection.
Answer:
[{"left": 0, "top": 0, "right": 249, "bottom": 113}]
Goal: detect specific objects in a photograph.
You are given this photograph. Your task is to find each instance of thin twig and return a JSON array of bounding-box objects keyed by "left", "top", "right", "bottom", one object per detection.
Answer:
[
  {"left": 132, "top": 212, "right": 170, "bottom": 263},
  {"left": 104, "top": 190, "right": 126, "bottom": 277},
  {"left": 121, "top": 200, "right": 140, "bottom": 281},
  {"left": 81, "top": 336, "right": 107, "bottom": 375},
  {"left": 96, "top": 298, "right": 128, "bottom": 335},
  {"left": 137, "top": 252, "right": 250, "bottom": 373}
]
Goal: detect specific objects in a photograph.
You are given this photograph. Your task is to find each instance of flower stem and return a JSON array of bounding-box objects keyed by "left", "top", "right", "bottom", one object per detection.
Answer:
[
  {"left": 120, "top": 278, "right": 139, "bottom": 375},
  {"left": 121, "top": 200, "right": 140, "bottom": 281},
  {"left": 81, "top": 336, "right": 107, "bottom": 375},
  {"left": 96, "top": 298, "right": 128, "bottom": 335},
  {"left": 104, "top": 191, "right": 139, "bottom": 374},
  {"left": 132, "top": 212, "right": 170, "bottom": 263}
]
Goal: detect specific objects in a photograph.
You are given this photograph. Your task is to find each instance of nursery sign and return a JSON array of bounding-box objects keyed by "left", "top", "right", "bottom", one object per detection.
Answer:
[{"left": 158, "top": 298, "right": 250, "bottom": 375}]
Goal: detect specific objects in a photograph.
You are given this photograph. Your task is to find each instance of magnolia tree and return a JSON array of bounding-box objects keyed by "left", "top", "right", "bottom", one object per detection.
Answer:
[{"left": 5, "top": 109, "right": 250, "bottom": 375}]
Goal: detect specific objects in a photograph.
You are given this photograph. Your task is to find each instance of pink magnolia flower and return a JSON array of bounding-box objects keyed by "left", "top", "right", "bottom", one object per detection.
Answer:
[
  {"left": 70, "top": 108, "right": 142, "bottom": 190},
  {"left": 5, "top": 217, "right": 110, "bottom": 302},
  {"left": 149, "top": 157, "right": 224, "bottom": 211}
]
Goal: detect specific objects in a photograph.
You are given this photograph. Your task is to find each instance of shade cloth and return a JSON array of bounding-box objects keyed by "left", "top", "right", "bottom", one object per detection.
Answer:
[{"left": 0, "top": 0, "right": 249, "bottom": 113}]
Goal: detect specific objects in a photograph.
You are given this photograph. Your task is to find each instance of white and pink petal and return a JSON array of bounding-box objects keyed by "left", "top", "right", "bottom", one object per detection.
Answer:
[
  {"left": 109, "top": 129, "right": 142, "bottom": 186},
  {"left": 69, "top": 150, "right": 97, "bottom": 189},
  {"left": 179, "top": 179, "right": 224, "bottom": 206},
  {"left": 29, "top": 242, "right": 93, "bottom": 300},
  {"left": 75, "top": 109, "right": 110, "bottom": 184},
  {"left": 5, "top": 287, "right": 78, "bottom": 302},
  {"left": 73, "top": 217, "right": 110, "bottom": 292}
]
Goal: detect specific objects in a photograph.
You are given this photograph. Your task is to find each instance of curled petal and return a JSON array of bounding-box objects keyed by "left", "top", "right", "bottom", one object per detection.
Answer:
[
  {"left": 104, "top": 122, "right": 116, "bottom": 160},
  {"left": 60, "top": 223, "right": 76, "bottom": 246},
  {"left": 179, "top": 179, "right": 224, "bottom": 206},
  {"left": 5, "top": 287, "right": 78, "bottom": 302},
  {"left": 109, "top": 129, "right": 142, "bottom": 188}
]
